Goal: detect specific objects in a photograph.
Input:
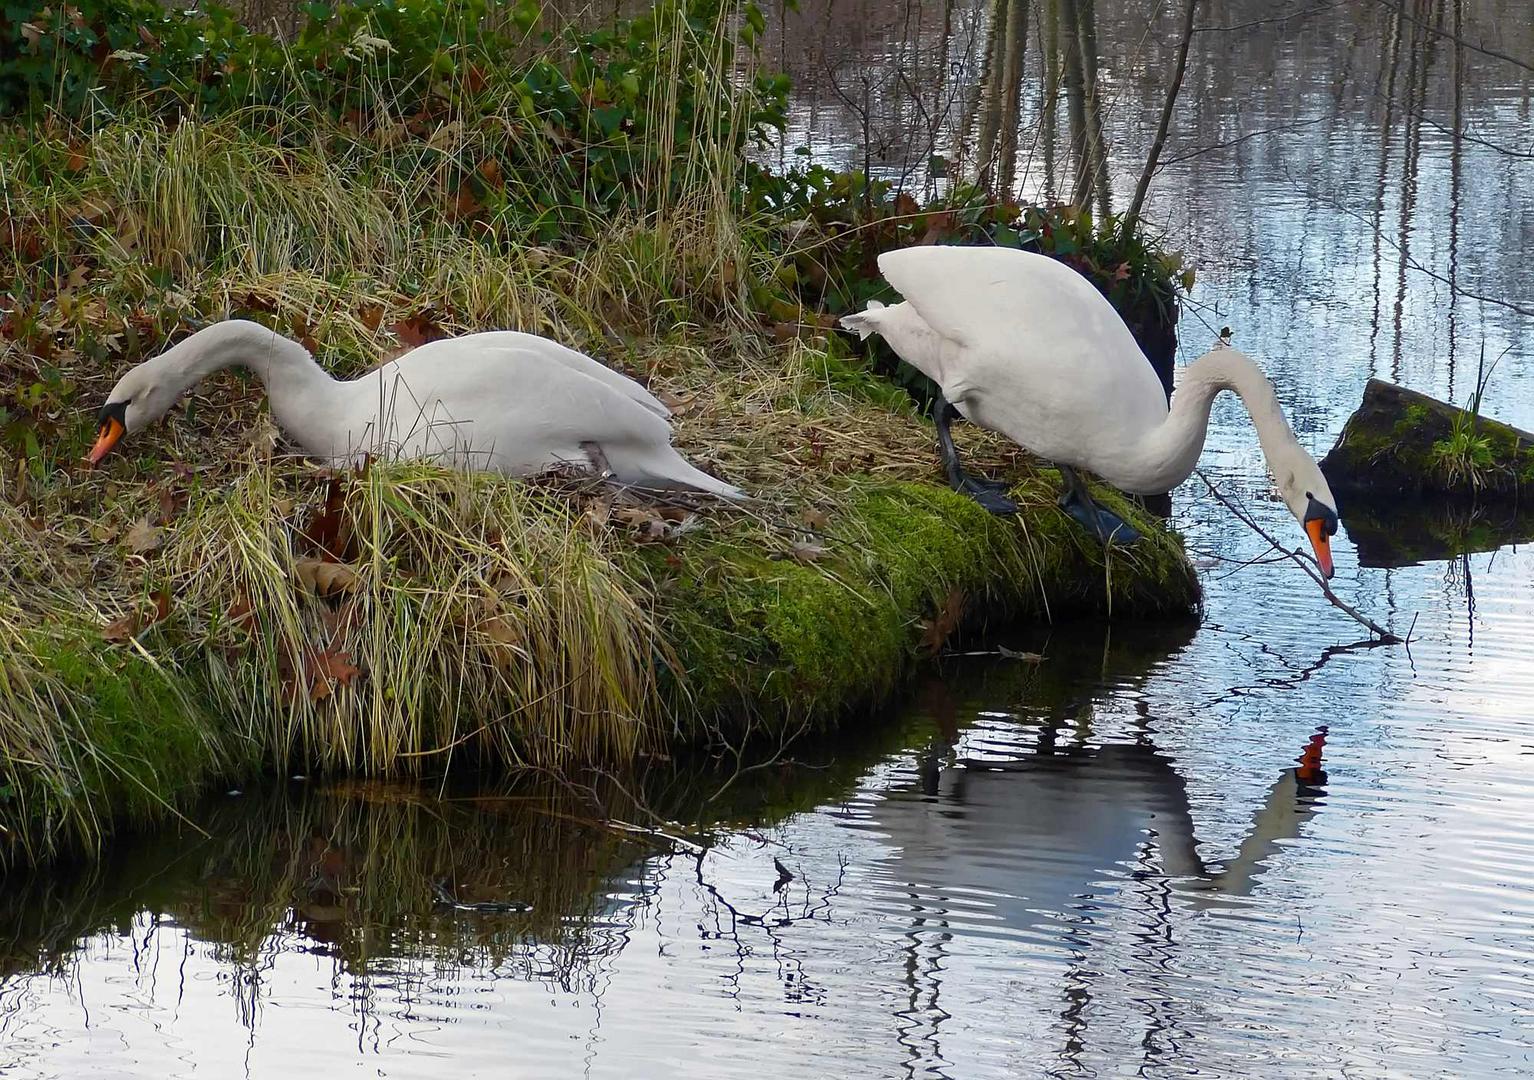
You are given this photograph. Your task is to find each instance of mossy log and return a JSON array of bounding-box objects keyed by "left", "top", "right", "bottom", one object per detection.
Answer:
[{"left": 1321, "top": 379, "right": 1534, "bottom": 498}]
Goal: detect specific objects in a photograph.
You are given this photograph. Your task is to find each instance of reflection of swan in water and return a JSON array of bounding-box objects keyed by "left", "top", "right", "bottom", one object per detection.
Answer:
[
  {"left": 873, "top": 633, "right": 1343, "bottom": 1075},
  {"left": 883, "top": 718, "right": 1328, "bottom": 920}
]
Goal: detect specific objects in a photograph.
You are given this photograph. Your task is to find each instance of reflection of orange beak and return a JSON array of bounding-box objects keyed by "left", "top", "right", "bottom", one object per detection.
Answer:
[
  {"left": 86, "top": 417, "right": 125, "bottom": 466},
  {"left": 1305, "top": 517, "right": 1334, "bottom": 579}
]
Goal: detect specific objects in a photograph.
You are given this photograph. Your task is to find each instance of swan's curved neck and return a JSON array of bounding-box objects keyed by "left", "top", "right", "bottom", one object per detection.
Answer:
[
  {"left": 1129, "top": 348, "right": 1305, "bottom": 494},
  {"left": 157, "top": 321, "right": 340, "bottom": 454}
]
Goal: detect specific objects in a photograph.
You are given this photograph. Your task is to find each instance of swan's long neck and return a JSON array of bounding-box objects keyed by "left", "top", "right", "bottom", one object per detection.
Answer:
[
  {"left": 1127, "top": 348, "right": 1307, "bottom": 495},
  {"left": 157, "top": 320, "right": 343, "bottom": 456}
]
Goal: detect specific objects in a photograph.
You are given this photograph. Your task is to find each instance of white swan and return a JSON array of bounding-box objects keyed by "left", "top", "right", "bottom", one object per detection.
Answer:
[
  {"left": 841, "top": 246, "right": 1339, "bottom": 577},
  {"left": 85, "top": 319, "right": 745, "bottom": 500}
]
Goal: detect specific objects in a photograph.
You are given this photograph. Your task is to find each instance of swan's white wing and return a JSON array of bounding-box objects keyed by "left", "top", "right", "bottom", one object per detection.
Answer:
[
  {"left": 398, "top": 331, "right": 671, "bottom": 419},
  {"left": 875, "top": 246, "right": 1171, "bottom": 477},
  {"left": 362, "top": 341, "right": 742, "bottom": 497},
  {"left": 877, "top": 246, "right": 1148, "bottom": 368}
]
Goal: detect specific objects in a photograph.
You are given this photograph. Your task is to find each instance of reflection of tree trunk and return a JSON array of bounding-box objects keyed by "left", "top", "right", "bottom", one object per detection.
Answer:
[
  {"left": 1077, "top": 0, "right": 1111, "bottom": 216},
  {"left": 1122, "top": 0, "right": 1200, "bottom": 239},
  {"left": 1040, "top": 0, "right": 1061, "bottom": 201},
  {"left": 1446, "top": 0, "right": 1464, "bottom": 399},
  {"left": 1391, "top": 0, "right": 1435, "bottom": 383},
  {"left": 1058, "top": 0, "right": 1091, "bottom": 207},
  {"left": 1367, "top": 5, "right": 1405, "bottom": 379},
  {"left": 972, "top": 0, "right": 1010, "bottom": 188},
  {"left": 996, "top": 0, "right": 1030, "bottom": 195}
]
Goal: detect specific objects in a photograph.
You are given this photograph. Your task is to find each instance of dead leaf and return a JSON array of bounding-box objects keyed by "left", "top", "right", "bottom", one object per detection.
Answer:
[
  {"left": 124, "top": 516, "right": 161, "bottom": 554},
  {"left": 996, "top": 646, "right": 1044, "bottom": 662},
  {"left": 583, "top": 499, "right": 612, "bottom": 529},
  {"left": 102, "top": 613, "right": 139, "bottom": 643},
  {"left": 476, "top": 155, "right": 503, "bottom": 189},
  {"left": 391, "top": 311, "right": 445, "bottom": 349},
  {"left": 294, "top": 557, "right": 359, "bottom": 597},
  {"left": 919, "top": 588, "right": 966, "bottom": 656},
  {"left": 306, "top": 647, "right": 362, "bottom": 701},
  {"left": 656, "top": 390, "right": 697, "bottom": 416},
  {"left": 155, "top": 486, "right": 181, "bottom": 525},
  {"left": 612, "top": 505, "right": 667, "bottom": 537},
  {"left": 798, "top": 507, "right": 831, "bottom": 531},
  {"left": 357, "top": 302, "right": 385, "bottom": 332},
  {"left": 787, "top": 540, "right": 829, "bottom": 564}
]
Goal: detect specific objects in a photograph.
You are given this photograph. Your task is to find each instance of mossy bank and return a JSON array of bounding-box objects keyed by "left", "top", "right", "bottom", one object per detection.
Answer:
[{"left": 0, "top": 330, "right": 1198, "bottom": 866}]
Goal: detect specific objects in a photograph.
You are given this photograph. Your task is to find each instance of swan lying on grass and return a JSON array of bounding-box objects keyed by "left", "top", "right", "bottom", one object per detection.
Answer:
[
  {"left": 842, "top": 246, "right": 1338, "bottom": 577},
  {"left": 86, "top": 319, "right": 745, "bottom": 500}
]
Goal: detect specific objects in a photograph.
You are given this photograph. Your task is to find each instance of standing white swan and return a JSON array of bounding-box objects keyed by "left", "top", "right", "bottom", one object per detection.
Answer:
[
  {"left": 85, "top": 319, "right": 745, "bottom": 500},
  {"left": 841, "top": 246, "right": 1339, "bottom": 577}
]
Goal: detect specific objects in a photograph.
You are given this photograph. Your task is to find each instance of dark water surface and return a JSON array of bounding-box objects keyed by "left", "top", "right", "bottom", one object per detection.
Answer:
[{"left": 5, "top": 2, "right": 1534, "bottom": 1076}]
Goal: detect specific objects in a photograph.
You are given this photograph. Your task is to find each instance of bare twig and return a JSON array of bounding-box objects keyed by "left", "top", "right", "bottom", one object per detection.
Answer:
[
  {"left": 1195, "top": 471, "right": 1403, "bottom": 643},
  {"left": 1122, "top": 0, "right": 1200, "bottom": 237}
]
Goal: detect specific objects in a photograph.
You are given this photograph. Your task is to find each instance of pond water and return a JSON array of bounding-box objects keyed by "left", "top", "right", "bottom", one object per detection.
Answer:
[{"left": 5, "top": 2, "right": 1534, "bottom": 1077}]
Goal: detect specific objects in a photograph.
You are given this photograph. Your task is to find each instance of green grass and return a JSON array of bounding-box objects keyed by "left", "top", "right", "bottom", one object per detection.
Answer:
[{"left": 0, "top": 2, "right": 1199, "bottom": 867}]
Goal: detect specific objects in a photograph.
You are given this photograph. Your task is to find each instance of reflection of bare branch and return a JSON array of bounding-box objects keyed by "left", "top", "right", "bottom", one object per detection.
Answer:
[
  {"left": 1192, "top": 0, "right": 1347, "bottom": 34},
  {"left": 1285, "top": 168, "right": 1534, "bottom": 320},
  {"left": 1365, "top": 0, "right": 1534, "bottom": 75},
  {"left": 1157, "top": 115, "right": 1329, "bottom": 168}
]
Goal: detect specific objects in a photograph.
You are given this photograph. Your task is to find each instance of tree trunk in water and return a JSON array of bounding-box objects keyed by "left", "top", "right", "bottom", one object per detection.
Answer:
[{"left": 996, "top": 0, "right": 1031, "bottom": 195}]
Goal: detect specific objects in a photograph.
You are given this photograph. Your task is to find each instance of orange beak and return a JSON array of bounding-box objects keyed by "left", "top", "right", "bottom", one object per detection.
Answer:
[
  {"left": 1305, "top": 517, "right": 1334, "bottom": 580},
  {"left": 86, "top": 417, "right": 125, "bottom": 466}
]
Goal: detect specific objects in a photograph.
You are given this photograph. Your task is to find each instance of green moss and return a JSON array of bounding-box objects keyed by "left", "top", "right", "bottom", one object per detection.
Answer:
[
  {"left": 633, "top": 478, "right": 1198, "bottom": 742},
  {"left": 4, "top": 633, "right": 227, "bottom": 859}
]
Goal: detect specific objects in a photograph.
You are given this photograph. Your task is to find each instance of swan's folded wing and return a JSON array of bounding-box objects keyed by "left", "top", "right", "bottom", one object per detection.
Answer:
[
  {"left": 877, "top": 245, "right": 1144, "bottom": 363},
  {"left": 476, "top": 332, "right": 671, "bottom": 419}
]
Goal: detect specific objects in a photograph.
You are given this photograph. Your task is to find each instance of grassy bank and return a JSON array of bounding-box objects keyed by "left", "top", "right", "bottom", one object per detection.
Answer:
[{"left": 0, "top": 0, "right": 1199, "bottom": 864}]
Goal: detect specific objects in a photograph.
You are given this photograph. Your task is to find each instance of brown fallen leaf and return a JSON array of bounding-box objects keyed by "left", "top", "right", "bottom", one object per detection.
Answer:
[
  {"left": 102, "top": 613, "right": 140, "bottom": 643},
  {"left": 306, "top": 647, "right": 362, "bottom": 702},
  {"left": 293, "top": 557, "right": 360, "bottom": 597},
  {"left": 612, "top": 505, "right": 667, "bottom": 538},
  {"left": 798, "top": 507, "right": 831, "bottom": 531},
  {"left": 656, "top": 390, "right": 698, "bottom": 416},
  {"left": 919, "top": 588, "right": 967, "bottom": 656},
  {"left": 124, "top": 516, "right": 161, "bottom": 554},
  {"left": 102, "top": 588, "right": 171, "bottom": 643},
  {"left": 357, "top": 302, "right": 385, "bottom": 332},
  {"left": 787, "top": 540, "right": 829, "bottom": 564}
]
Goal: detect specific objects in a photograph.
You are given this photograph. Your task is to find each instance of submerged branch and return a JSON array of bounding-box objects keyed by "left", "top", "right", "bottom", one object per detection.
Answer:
[{"left": 1195, "top": 471, "right": 1403, "bottom": 644}]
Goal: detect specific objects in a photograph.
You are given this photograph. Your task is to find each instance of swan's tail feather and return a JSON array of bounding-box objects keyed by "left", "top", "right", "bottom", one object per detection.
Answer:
[
  {"left": 619, "top": 448, "right": 749, "bottom": 501},
  {"left": 838, "top": 299, "right": 887, "bottom": 341}
]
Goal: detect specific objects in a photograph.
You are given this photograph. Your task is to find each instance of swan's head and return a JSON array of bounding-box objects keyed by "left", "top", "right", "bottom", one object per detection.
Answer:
[
  {"left": 1278, "top": 458, "right": 1339, "bottom": 579},
  {"left": 86, "top": 359, "right": 182, "bottom": 465}
]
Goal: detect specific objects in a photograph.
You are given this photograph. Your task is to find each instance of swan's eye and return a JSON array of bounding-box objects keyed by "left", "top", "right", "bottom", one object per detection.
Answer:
[{"left": 1304, "top": 490, "right": 1313, "bottom": 499}]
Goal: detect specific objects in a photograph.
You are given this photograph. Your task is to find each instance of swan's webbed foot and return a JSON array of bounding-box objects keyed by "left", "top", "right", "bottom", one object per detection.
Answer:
[
  {"left": 1058, "top": 466, "right": 1141, "bottom": 545},
  {"left": 935, "top": 395, "right": 1018, "bottom": 514},
  {"left": 959, "top": 476, "right": 1020, "bottom": 515}
]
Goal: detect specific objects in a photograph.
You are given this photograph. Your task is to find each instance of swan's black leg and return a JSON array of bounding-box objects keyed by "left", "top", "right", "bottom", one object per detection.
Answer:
[
  {"left": 1057, "top": 465, "right": 1141, "bottom": 544},
  {"left": 935, "top": 396, "right": 1018, "bottom": 514}
]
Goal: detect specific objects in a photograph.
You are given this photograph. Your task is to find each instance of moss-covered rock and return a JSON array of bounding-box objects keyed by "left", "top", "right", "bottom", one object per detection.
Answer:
[{"left": 1321, "top": 379, "right": 1534, "bottom": 498}]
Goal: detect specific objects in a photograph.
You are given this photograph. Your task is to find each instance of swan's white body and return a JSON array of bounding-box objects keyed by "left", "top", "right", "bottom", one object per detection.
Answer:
[
  {"left": 842, "top": 246, "right": 1335, "bottom": 532},
  {"left": 93, "top": 320, "right": 744, "bottom": 499}
]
